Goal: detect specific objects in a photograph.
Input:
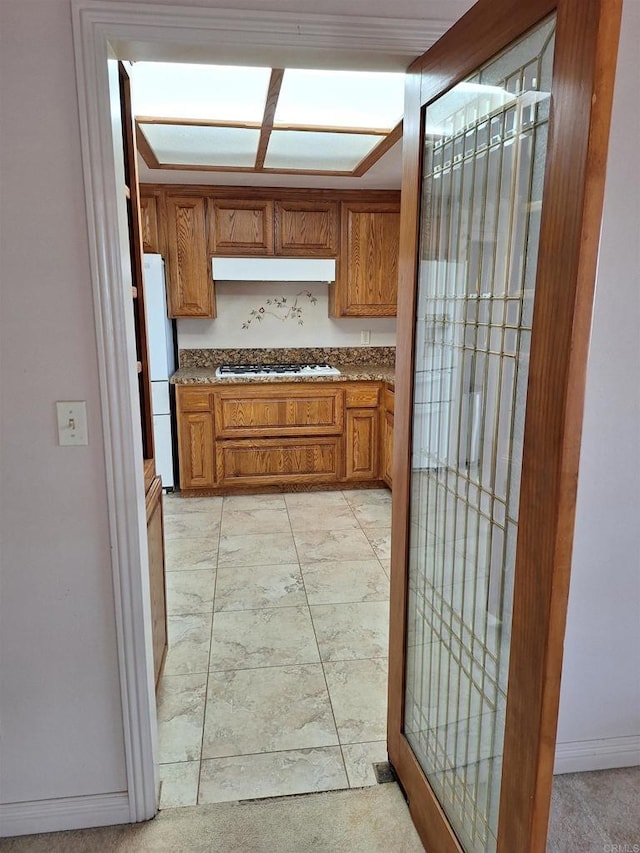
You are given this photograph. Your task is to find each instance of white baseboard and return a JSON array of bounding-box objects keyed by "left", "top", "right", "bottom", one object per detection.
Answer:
[
  {"left": 0, "top": 792, "right": 131, "bottom": 838},
  {"left": 554, "top": 735, "right": 640, "bottom": 774}
]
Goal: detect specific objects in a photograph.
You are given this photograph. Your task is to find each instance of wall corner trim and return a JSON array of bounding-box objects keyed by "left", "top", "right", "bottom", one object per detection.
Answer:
[
  {"left": 554, "top": 735, "right": 640, "bottom": 775},
  {"left": 0, "top": 793, "right": 130, "bottom": 839}
]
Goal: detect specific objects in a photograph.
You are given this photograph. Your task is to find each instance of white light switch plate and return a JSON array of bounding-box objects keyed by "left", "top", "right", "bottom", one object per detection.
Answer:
[{"left": 56, "top": 401, "right": 88, "bottom": 446}]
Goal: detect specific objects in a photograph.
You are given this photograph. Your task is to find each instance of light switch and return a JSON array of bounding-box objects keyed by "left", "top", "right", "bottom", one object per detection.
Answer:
[{"left": 56, "top": 401, "right": 88, "bottom": 446}]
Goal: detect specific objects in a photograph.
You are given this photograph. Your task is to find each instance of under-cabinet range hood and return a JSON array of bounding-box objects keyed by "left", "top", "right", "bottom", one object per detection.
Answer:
[{"left": 211, "top": 257, "right": 336, "bottom": 283}]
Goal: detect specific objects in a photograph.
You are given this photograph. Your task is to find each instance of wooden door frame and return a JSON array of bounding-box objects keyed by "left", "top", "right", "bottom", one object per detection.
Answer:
[{"left": 388, "top": 0, "right": 622, "bottom": 850}]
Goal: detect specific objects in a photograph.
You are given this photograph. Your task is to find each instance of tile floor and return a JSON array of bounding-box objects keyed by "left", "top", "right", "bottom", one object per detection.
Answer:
[{"left": 157, "top": 487, "right": 392, "bottom": 808}]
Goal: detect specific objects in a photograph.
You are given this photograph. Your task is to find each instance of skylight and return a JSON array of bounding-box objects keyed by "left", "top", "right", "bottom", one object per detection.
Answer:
[
  {"left": 274, "top": 69, "right": 404, "bottom": 130},
  {"left": 131, "top": 62, "right": 404, "bottom": 176},
  {"left": 132, "top": 62, "right": 271, "bottom": 122}
]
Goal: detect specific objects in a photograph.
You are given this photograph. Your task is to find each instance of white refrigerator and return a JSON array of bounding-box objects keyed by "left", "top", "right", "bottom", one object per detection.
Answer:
[{"left": 144, "top": 254, "right": 176, "bottom": 489}]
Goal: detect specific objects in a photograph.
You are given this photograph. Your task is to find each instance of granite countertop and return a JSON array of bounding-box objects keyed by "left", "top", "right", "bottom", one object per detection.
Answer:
[
  {"left": 171, "top": 364, "right": 395, "bottom": 386},
  {"left": 171, "top": 346, "right": 395, "bottom": 388}
]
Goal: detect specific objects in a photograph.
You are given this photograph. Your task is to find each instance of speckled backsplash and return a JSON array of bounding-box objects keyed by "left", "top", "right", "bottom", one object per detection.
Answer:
[{"left": 179, "top": 347, "right": 395, "bottom": 368}]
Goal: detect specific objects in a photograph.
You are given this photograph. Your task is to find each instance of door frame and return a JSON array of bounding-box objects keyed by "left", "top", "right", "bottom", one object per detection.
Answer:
[
  {"left": 388, "top": 0, "right": 622, "bottom": 850},
  {"left": 70, "top": 0, "right": 463, "bottom": 823}
]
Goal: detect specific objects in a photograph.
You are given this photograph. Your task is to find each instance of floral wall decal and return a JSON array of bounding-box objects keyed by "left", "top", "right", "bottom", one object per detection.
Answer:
[{"left": 242, "top": 290, "right": 318, "bottom": 329}]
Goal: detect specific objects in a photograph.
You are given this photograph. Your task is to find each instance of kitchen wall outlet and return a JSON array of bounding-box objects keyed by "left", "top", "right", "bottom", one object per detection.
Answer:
[
  {"left": 56, "top": 401, "right": 88, "bottom": 446},
  {"left": 360, "top": 330, "right": 372, "bottom": 345}
]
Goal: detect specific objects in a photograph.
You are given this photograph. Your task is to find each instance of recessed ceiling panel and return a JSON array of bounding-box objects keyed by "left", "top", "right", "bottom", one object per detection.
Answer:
[
  {"left": 264, "top": 130, "right": 382, "bottom": 172},
  {"left": 274, "top": 69, "right": 404, "bottom": 130},
  {"left": 132, "top": 62, "right": 271, "bottom": 122},
  {"left": 140, "top": 123, "right": 260, "bottom": 167}
]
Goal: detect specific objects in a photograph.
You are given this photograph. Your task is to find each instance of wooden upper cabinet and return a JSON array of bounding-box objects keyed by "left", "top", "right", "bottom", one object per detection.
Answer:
[
  {"left": 139, "top": 194, "right": 159, "bottom": 253},
  {"left": 275, "top": 200, "right": 339, "bottom": 257},
  {"left": 331, "top": 202, "right": 400, "bottom": 317},
  {"left": 165, "top": 195, "right": 215, "bottom": 318},
  {"left": 209, "top": 198, "right": 274, "bottom": 256}
]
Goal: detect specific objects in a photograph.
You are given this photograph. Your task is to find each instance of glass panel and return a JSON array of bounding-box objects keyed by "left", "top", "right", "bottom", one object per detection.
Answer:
[
  {"left": 274, "top": 68, "right": 404, "bottom": 129},
  {"left": 139, "top": 123, "right": 260, "bottom": 168},
  {"left": 264, "top": 130, "right": 383, "bottom": 171},
  {"left": 404, "top": 15, "right": 555, "bottom": 853},
  {"left": 131, "top": 62, "right": 271, "bottom": 122}
]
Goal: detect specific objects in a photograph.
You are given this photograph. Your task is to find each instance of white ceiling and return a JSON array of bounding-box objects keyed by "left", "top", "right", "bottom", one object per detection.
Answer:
[{"left": 128, "top": 0, "right": 475, "bottom": 189}]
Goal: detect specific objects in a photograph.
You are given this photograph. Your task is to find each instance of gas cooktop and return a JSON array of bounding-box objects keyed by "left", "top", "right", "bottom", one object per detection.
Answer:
[{"left": 216, "top": 362, "right": 341, "bottom": 378}]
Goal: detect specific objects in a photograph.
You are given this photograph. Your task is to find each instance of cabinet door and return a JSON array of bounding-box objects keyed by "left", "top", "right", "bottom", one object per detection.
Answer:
[
  {"left": 166, "top": 195, "right": 214, "bottom": 317},
  {"left": 332, "top": 202, "right": 400, "bottom": 317},
  {"left": 209, "top": 199, "right": 274, "bottom": 256},
  {"left": 346, "top": 409, "right": 379, "bottom": 481},
  {"left": 275, "top": 201, "right": 338, "bottom": 257},
  {"left": 139, "top": 194, "right": 159, "bottom": 253},
  {"left": 178, "top": 412, "right": 215, "bottom": 489},
  {"left": 382, "top": 409, "right": 394, "bottom": 488}
]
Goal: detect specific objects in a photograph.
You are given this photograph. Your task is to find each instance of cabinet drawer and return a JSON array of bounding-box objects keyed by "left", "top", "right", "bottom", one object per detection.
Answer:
[
  {"left": 214, "top": 386, "right": 344, "bottom": 437},
  {"left": 216, "top": 437, "right": 341, "bottom": 486},
  {"left": 177, "top": 387, "right": 212, "bottom": 412},
  {"left": 345, "top": 384, "right": 380, "bottom": 408},
  {"left": 383, "top": 387, "right": 395, "bottom": 414}
]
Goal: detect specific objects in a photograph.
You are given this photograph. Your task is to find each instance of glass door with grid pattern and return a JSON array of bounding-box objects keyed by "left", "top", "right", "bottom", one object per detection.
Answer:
[{"left": 404, "top": 18, "right": 555, "bottom": 853}]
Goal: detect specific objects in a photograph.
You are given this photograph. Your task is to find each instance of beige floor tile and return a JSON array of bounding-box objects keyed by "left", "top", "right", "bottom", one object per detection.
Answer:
[
  {"left": 342, "top": 741, "right": 388, "bottom": 788},
  {"left": 202, "top": 664, "right": 338, "bottom": 758},
  {"left": 284, "top": 491, "right": 348, "bottom": 508},
  {"left": 222, "top": 493, "right": 286, "bottom": 510},
  {"left": 293, "top": 528, "right": 377, "bottom": 563},
  {"left": 301, "top": 559, "right": 389, "bottom": 605},
  {"left": 363, "top": 527, "right": 392, "bottom": 566},
  {"left": 214, "top": 563, "right": 305, "bottom": 612},
  {"left": 218, "top": 531, "right": 297, "bottom": 567},
  {"left": 165, "top": 537, "right": 218, "bottom": 572},
  {"left": 165, "top": 570, "right": 216, "bottom": 616},
  {"left": 159, "top": 761, "right": 200, "bottom": 809},
  {"left": 198, "top": 747, "right": 348, "bottom": 804},
  {"left": 342, "top": 489, "right": 392, "bottom": 507},
  {"left": 324, "top": 658, "right": 389, "bottom": 745},
  {"left": 156, "top": 673, "right": 207, "bottom": 763},
  {"left": 163, "top": 494, "right": 223, "bottom": 517},
  {"left": 350, "top": 501, "right": 393, "bottom": 528},
  {"left": 209, "top": 606, "right": 319, "bottom": 670},
  {"left": 287, "top": 503, "right": 359, "bottom": 531},
  {"left": 164, "top": 513, "right": 220, "bottom": 541},
  {"left": 311, "top": 601, "right": 389, "bottom": 661},
  {"left": 220, "top": 506, "right": 292, "bottom": 535},
  {"left": 163, "top": 613, "right": 212, "bottom": 676}
]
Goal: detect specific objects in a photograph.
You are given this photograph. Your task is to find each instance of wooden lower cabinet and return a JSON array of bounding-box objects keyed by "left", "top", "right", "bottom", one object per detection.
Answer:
[
  {"left": 176, "top": 381, "right": 392, "bottom": 493},
  {"left": 146, "top": 474, "right": 167, "bottom": 686}
]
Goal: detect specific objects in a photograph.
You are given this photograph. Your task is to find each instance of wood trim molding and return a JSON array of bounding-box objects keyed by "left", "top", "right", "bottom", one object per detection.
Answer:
[
  {"left": 142, "top": 183, "right": 401, "bottom": 205},
  {"left": 255, "top": 68, "right": 284, "bottom": 170},
  {"left": 352, "top": 120, "right": 403, "bottom": 177},
  {"left": 135, "top": 124, "right": 160, "bottom": 169}
]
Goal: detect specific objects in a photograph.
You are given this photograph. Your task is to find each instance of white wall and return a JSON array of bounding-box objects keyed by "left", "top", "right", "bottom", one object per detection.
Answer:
[
  {"left": 0, "top": 0, "right": 127, "bottom": 810},
  {"left": 177, "top": 281, "right": 396, "bottom": 349},
  {"left": 555, "top": 0, "right": 640, "bottom": 773}
]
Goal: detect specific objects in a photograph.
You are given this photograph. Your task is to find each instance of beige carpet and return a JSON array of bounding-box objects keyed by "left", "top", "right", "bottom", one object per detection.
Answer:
[{"left": 2, "top": 784, "right": 426, "bottom": 853}]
